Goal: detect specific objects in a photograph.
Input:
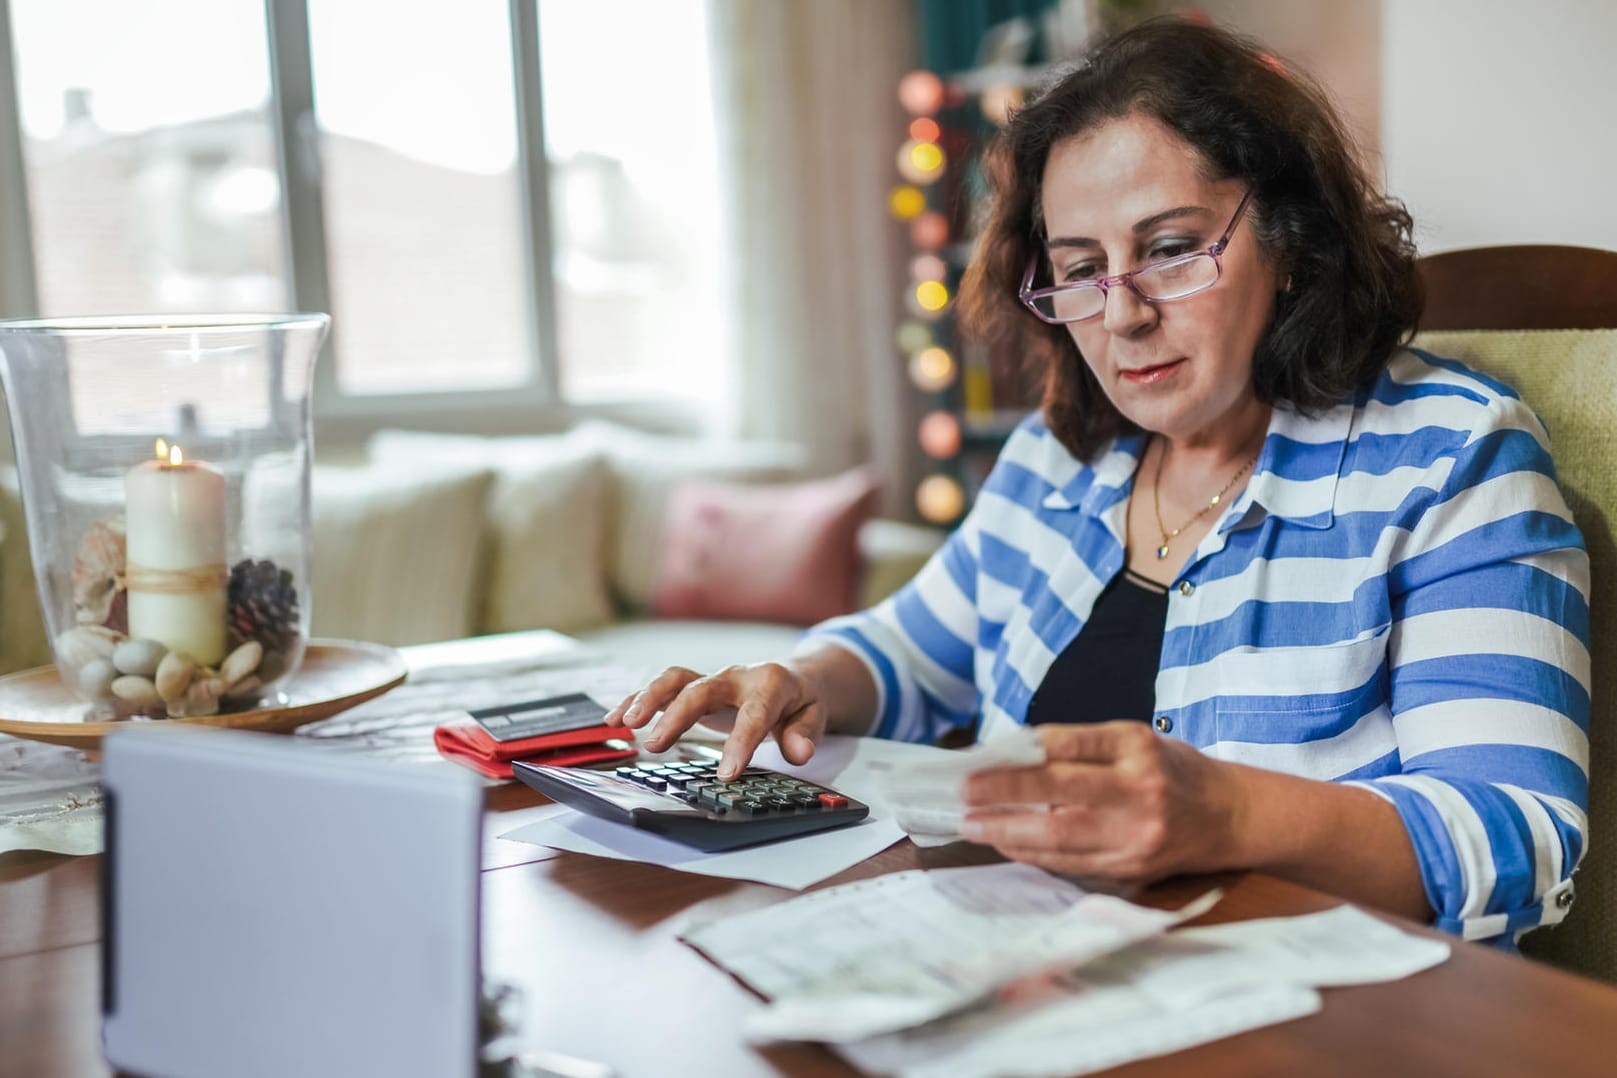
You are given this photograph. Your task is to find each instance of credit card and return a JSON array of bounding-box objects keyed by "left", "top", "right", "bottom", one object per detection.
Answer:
[{"left": 466, "top": 693, "right": 610, "bottom": 743}]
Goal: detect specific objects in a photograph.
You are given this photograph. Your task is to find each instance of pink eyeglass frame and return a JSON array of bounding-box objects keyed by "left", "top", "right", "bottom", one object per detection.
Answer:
[{"left": 1019, "top": 188, "right": 1256, "bottom": 324}]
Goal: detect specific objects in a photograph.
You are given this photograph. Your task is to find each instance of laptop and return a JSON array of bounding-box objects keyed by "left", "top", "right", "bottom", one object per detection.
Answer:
[{"left": 100, "top": 727, "right": 483, "bottom": 1078}]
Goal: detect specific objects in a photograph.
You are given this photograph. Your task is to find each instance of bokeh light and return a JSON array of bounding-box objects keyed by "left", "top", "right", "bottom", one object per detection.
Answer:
[
  {"left": 914, "top": 280, "right": 950, "bottom": 312},
  {"left": 898, "top": 70, "right": 945, "bottom": 116},
  {"left": 908, "top": 117, "right": 941, "bottom": 143},
  {"left": 887, "top": 184, "right": 926, "bottom": 220},
  {"left": 916, "top": 474, "right": 966, "bottom": 523},
  {"left": 980, "top": 84, "right": 1025, "bottom": 126},
  {"left": 897, "top": 139, "right": 946, "bottom": 184},
  {"left": 910, "top": 253, "right": 947, "bottom": 283},
  {"left": 910, "top": 210, "right": 949, "bottom": 251},
  {"left": 895, "top": 320, "right": 932, "bottom": 354},
  {"left": 918, "top": 411, "right": 962, "bottom": 459},
  {"left": 908, "top": 346, "right": 956, "bottom": 392}
]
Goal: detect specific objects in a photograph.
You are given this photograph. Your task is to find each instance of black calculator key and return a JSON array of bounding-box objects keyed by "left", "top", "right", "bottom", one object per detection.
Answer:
[
  {"left": 791, "top": 795, "right": 822, "bottom": 810},
  {"left": 641, "top": 777, "right": 668, "bottom": 791}
]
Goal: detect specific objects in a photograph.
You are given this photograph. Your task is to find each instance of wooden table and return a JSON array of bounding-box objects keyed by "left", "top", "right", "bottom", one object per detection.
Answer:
[
  {"left": 5, "top": 640, "right": 1617, "bottom": 1076},
  {"left": 6, "top": 784, "right": 1617, "bottom": 1077}
]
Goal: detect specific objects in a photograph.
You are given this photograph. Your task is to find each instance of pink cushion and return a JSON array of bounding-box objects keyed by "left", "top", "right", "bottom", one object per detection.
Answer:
[{"left": 652, "top": 467, "right": 882, "bottom": 626}]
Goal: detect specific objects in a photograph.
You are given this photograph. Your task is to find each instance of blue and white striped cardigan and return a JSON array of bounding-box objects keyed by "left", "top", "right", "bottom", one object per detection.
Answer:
[{"left": 804, "top": 348, "right": 1590, "bottom": 943}]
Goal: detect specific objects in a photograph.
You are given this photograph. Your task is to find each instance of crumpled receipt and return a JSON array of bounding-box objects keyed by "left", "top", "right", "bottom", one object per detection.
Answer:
[{"left": 876, "top": 726, "right": 1046, "bottom": 846}]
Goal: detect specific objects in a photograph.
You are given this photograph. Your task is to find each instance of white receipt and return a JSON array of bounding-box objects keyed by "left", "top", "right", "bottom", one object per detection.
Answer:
[
  {"left": 680, "top": 863, "right": 1220, "bottom": 1043},
  {"left": 837, "top": 903, "right": 1449, "bottom": 1078},
  {"left": 876, "top": 726, "right": 1046, "bottom": 846}
]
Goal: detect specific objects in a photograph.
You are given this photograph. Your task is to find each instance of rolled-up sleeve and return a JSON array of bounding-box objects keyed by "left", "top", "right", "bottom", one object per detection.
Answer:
[
  {"left": 798, "top": 496, "right": 987, "bottom": 745},
  {"left": 1347, "top": 393, "right": 1591, "bottom": 942}
]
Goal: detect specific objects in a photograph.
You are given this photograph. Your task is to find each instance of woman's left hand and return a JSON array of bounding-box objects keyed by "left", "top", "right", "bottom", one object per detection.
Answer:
[{"left": 960, "top": 721, "right": 1246, "bottom": 883}]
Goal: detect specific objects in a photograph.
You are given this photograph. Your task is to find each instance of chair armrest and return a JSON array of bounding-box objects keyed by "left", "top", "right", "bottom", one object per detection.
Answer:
[{"left": 857, "top": 518, "right": 947, "bottom": 609}]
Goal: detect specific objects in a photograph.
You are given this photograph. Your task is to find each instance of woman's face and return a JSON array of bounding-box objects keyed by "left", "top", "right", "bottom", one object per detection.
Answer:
[{"left": 1039, "top": 113, "right": 1281, "bottom": 447}]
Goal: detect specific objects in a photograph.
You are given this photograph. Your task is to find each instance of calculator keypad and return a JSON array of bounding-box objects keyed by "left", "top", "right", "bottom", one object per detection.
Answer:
[{"left": 612, "top": 762, "right": 846, "bottom": 818}]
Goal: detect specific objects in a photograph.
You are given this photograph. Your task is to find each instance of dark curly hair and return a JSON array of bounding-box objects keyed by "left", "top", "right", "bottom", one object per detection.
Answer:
[{"left": 958, "top": 18, "right": 1423, "bottom": 461}]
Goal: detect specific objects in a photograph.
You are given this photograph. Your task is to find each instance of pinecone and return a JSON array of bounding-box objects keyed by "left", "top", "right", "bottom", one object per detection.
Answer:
[{"left": 228, "top": 558, "right": 301, "bottom": 654}]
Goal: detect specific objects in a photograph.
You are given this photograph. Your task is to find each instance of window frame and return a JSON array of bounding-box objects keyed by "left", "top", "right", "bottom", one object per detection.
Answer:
[{"left": 0, "top": 0, "right": 706, "bottom": 449}]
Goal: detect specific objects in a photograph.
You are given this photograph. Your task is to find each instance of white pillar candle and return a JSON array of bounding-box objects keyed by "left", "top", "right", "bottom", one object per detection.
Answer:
[{"left": 125, "top": 440, "right": 228, "bottom": 666}]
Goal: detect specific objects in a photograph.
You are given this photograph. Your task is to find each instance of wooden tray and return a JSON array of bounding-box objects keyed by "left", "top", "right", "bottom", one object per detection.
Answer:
[{"left": 0, "top": 639, "right": 407, "bottom": 750}]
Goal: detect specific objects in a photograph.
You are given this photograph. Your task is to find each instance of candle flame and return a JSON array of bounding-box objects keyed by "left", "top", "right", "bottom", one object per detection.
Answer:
[
  {"left": 155, "top": 437, "right": 169, "bottom": 460},
  {"left": 170, "top": 445, "right": 184, "bottom": 466}
]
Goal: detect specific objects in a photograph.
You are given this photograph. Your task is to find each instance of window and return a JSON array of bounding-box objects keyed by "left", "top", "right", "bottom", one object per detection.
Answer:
[
  {"left": 10, "top": 0, "right": 286, "bottom": 316},
  {"left": 0, "top": 0, "right": 728, "bottom": 428},
  {"left": 538, "top": 0, "right": 727, "bottom": 404}
]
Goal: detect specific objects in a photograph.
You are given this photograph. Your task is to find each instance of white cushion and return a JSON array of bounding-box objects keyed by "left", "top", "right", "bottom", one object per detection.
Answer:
[
  {"left": 310, "top": 460, "right": 494, "bottom": 646},
  {"left": 368, "top": 428, "right": 616, "bottom": 635},
  {"left": 478, "top": 450, "right": 615, "bottom": 635},
  {"left": 369, "top": 422, "right": 811, "bottom": 616}
]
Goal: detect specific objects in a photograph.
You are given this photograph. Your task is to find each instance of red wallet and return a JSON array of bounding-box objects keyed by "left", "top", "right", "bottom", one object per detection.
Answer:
[{"left": 433, "top": 694, "right": 637, "bottom": 780}]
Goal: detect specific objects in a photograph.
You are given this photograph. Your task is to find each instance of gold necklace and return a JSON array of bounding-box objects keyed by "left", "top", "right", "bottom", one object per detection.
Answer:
[{"left": 1151, "top": 440, "right": 1260, "bottom": 559}]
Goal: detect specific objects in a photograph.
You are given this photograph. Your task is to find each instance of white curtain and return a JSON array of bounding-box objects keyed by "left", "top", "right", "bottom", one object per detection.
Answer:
[{"left": 707, "top": 0, "right": 921, "bottom": 504}]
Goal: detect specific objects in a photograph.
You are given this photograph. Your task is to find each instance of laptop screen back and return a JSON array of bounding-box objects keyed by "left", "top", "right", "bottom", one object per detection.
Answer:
[{"left": 101, "top": 728, "right": 482, "bottom": 1078}]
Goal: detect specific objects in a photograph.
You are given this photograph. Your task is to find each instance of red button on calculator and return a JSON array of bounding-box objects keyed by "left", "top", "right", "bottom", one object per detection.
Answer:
[{"left": 817, "top": 793, "right": 849, "bottom": 808}]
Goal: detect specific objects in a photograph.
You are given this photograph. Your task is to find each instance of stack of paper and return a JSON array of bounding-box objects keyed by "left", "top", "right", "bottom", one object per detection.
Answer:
[{"left": 680, "top": 864, "right": 1450, "bottom": 1078}]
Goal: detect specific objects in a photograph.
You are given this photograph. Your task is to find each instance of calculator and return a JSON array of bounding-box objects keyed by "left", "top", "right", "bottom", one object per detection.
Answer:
[{"left": 510, "top": 759, "right": 870, "bottom": 852}]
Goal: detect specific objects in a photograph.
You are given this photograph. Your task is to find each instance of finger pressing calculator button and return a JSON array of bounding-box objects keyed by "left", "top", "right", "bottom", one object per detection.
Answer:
[{"left": 817, "top": 793, "right": 849, "bottom": 808}]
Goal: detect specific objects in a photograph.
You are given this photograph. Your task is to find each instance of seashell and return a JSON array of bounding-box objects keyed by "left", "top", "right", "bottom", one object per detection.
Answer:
[
  {"left": 78, "top": 658, "right": 117, "bottom": 699},
  {"left": 110, "top": 675, "right": 162, "bottom": 707},
  {"left": 71, "top": 518, "right": 126, "bottom": 626},
  {"left": 180, "top": 678, "right": 221, "bottom": 717},
  {"left": 55, "top": 627, "right": 119, "bottom": 670},
  {"left": 220, "top": 641, "right": 263, "bottom": 688},
  {"left": 155, "top": 652, "right": 197, "bottom": 705},
  {"left": 113, "top": 639, "right": 168, "bottom": 678}
]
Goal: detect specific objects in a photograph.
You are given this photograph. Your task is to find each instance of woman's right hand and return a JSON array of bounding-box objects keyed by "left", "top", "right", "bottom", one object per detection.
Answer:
[{"left": 602, "top": 662, "right": 827, "bottom": 781}]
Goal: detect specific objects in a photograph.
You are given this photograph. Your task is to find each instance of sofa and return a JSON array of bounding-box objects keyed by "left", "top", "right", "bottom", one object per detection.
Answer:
[{"left": 0, "top": 419, "right": 946, "bottom": 682}]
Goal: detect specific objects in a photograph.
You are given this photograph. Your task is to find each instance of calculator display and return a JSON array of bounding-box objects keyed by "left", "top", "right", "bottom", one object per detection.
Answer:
[{"left": 467, "top": 693, "right": 609, "bottom": 743}]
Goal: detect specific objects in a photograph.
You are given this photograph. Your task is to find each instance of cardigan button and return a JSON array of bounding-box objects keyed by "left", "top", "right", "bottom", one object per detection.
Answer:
[
  {"left": 1556, "top": 887, "right": 1576, "bottom": 910},
  {"left": 1178, "top": 580, "right": 1195, "bottom": 597},
  {"left": 1154, "top": 715, "right": 1173, "bottom": 733}
]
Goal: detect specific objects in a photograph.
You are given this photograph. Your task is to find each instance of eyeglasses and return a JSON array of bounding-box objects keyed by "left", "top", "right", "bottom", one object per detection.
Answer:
[{"left": 1019, "top": 189, "right": 1255, "bottom": 324}]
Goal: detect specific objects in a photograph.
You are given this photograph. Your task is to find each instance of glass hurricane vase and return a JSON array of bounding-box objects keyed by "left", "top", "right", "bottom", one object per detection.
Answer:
[{"left": 0, "top": 314, "right": 329, "bottom": 720}]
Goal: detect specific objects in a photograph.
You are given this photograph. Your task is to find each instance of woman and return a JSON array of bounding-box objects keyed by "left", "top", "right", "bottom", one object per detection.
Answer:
[{"left": 605, "top": 19, "right": 1589, "bottom": 944}]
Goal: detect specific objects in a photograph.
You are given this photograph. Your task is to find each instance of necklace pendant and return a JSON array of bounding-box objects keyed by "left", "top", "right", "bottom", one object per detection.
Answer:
[{"left": 1156, "top": 544, "right": 1170, "bottom": 559}]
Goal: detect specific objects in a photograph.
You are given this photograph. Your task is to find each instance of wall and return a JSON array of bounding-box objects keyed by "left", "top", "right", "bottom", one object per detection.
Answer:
[
  {"left": 1382, "top": 0, "right": 1617, "bottom": 254},
  {"left": 1195, "top": 0, "right": 1381, "bottom": 163}
]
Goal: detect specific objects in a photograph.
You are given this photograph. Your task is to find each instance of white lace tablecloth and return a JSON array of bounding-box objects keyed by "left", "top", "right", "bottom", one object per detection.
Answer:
[{"left": 0, "top": 631, "right": 648, "bottom": 857}]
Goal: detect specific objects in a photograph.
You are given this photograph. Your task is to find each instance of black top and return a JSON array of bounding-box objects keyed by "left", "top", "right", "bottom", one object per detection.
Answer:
[{"left": 1025, "top": 567, "right": 1169, "bottom": 726}]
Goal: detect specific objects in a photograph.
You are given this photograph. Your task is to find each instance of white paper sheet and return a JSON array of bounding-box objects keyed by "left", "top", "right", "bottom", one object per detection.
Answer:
[
  {"left": 680, "top": 863, "right": 1221, "bottom": 1043},
  {"left": 839, "top": 979, "right": 1322, "bottom": 1078},
  {"left": 498, "top": 735, "right": 962, "bottom": 890},
  {"left": 836, "top": 902, "right": 1448, "bottom": 1078},
  {"left": 875, "top": 726, "right": 1046, "bottom": 846}
]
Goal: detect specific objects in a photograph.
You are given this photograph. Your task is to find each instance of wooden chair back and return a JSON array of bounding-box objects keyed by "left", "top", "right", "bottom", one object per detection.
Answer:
[{"left": 1414, "top": 244, "right": 1617, "bottom": 982}]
